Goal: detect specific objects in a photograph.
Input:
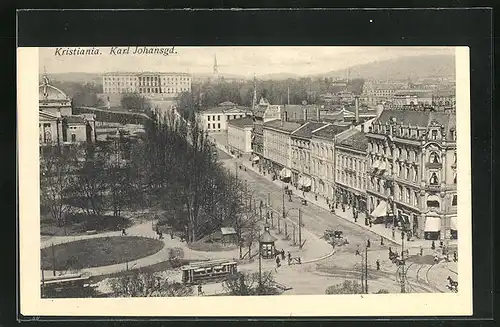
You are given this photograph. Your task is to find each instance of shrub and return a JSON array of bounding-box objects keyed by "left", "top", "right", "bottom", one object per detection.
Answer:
[{"left": 325, "top": 280, "right": 363, "bottom": 295}]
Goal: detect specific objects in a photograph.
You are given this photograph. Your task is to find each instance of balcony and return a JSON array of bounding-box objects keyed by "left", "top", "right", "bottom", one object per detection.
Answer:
[
  {"left": 425, "top": 162, "right": 443, "bottom": 169},
  {"left": 425, "top": 184, "right": 442, "bottom": 192}
]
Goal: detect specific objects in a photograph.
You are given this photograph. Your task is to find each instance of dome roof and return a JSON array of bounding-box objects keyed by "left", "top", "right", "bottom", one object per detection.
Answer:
[{"left": 39, "top": 76, "right": 70, "bottom": 102}]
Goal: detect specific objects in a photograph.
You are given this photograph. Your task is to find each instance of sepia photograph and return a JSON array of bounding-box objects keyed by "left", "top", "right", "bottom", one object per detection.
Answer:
[{"left": 18, "top": 45, "right": 472, "bottom": 316}]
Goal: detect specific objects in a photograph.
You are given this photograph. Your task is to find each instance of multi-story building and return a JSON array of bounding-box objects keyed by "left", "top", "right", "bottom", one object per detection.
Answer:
[
  {"left": 392, "top": 90, "right": 434, "bottom": 106},
  {"left": 262, "top": 116, "right": 301, "bottom": 179},
  {"left": 251, "top": 98, "right": 281, "bottom": 170},
  {"left": 366, "top": 108, "right": 457, "bottom": 241},
  {"left": 335, "top": 129, "right": 369, "bottom": 212},
  {"left": 432, "top": 90, "right": 456, "bottom": 109},
  {"left": 290, "top": 122, "right": 329, "bottom": 191},
  {"left": 198, "top": 102, "right": 252, "bottom": 133},
  {"left": 283, "top": 104, "right": 321, "bottom": 123},
  {"left": 310, "top": 124, "right": 351, "bottom": 200},
  {"left": 362, "top": 81, "right": 409, "bottom": 100},
  {"left": 227, "top": 117, "right": 254, "bottom": 155},
  {"left": 102, "top": 72, "right": 191, "bottom": 97}
]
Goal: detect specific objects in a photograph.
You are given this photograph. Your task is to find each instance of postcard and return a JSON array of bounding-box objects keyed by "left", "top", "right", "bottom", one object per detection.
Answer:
[{"left": 18, "top": 46, "right": 472, "bottom": 316}]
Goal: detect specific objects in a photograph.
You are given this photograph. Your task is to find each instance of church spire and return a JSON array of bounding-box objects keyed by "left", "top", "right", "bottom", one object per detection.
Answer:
[{"left": 213, "top": 54, "right": 219, "bottom": 76}]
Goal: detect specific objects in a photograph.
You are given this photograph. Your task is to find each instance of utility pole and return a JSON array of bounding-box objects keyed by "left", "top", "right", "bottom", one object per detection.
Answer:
[
  {"left": 259, "top": 205, "right": 262, "bottom": 221},
  {"left": 258, "top": 231, "right": 262, "bottom": 291},
  {"left": 281, "top": 184, "right": 285, "bottom": 234},
  {"left": 360, "top": 251, "right": 364, "bottom": 292},
  {"left": 400, "top": 231, "right": 406, "bottom": 293},
  {"left": 298, "top": 208, "right": 302, "bottom": 248},
  {"left": 365, "top": 245, "right": 368, "bottom": 294}
]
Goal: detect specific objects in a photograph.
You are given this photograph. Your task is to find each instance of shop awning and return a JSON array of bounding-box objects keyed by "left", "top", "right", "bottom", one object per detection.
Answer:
[
  {"left": 450, "top": 216, "right": 458, "bottom": 231},
  {"left": 252, "top": 156, "right": 260, "bottom": 162},
  {"left": 372, "top": 160, "right": 380, "bottom": 170},
  {"left": 280, "top": 168, "right": 292, "bottom": 179},
  {"left": 297, "top": 176, "right": 304, "bottom": 187},
  {"left": 370, "top": 201, "right": 387, "bottom": 218},
  {"left": 303, "top": 176, "right": 312, "bottom": 188},
  {"left": 424, "top": 216, "right": 441, "bottom": 232},
  {"left": 399, "top": 213, "right": 410, "bottom": 224}
]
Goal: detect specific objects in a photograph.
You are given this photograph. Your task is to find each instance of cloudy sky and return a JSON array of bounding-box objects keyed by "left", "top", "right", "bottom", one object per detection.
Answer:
[{"left": 39, "top": 46, "right": 455, "bottom": 77}]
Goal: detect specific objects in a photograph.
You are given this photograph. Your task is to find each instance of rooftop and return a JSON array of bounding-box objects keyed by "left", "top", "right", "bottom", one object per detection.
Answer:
[
  {"left": 337, "top": 130, "right": 368, "bottom": 152},
  {"left": 312, "top": 124, "right": 350, "bottom": 139},
  {"left": 228, "top": 116, "right": 254, "bottom": 128},
  {"left": 103, "top": 71, "right": 190, "bottom": 76},
  {"left": 201, "top": 106, "right": 251, "bottom": 114},
  {"left": 292, "top": 122, "right": 328, "bottom": 139},
  {"left": 375, "top": 109, "right": 456, "bottom": 132},
  {"left": 263, "top": 119, "right": 302, "bottom": 133}
]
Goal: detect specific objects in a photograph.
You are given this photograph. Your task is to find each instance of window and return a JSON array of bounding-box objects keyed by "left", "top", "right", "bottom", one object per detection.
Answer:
[
  {"left": 426, "top": 195, "right": 440, "bottom": 209},
  {"left": 218, "top": 123, "right": 220, "bottom": 129},
  {"left": 429, "top": 151, "right": 439, "bottom": 163},
  {"left": 218, "top": 115, "right": 220, "bottom": 121},
  {"left": 413, "top": 168, "right": 418, "bottom": 182},
  {"left": 430, "top": 172, "right": 439, "bottom": 185},
  {"left": 452, "top": 195, "right": 457, "bottom": 206},
  {"left": 454, "top": 152, "right": 457, "bottom": 164},
  {"left": 71, "top": 134, "right": 76, "bottom": 142},
  {"left": 431, "top": 130, "right": 438, "bottom": 140},
  {"left": 406, "top": 188, "right": 411, "bottom": 203},
  {"left": 406, "top": 167, "right": 410, "bottom": 180},
  {"left": 414, "top": 192, "right": 419, "bottom": 207},
  {"left": 453, "top": 172, "right": 457, "bottom": 184},
  {"left": 208, "top": 116, "right": 211, "bottom": 121},
  {"left": 213, "top": 124, "right": 216, "bottom": 129}
]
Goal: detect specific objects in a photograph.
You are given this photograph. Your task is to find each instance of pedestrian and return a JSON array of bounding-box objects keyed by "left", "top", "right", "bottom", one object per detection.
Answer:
[
  {"left": 380, "top": 236, "right": 384, "bottom": 246},
  {"left": 197, "top": 284, "right": 203, "bottom": 296},
  {"left": 355, "top": 245, "right": 360, "bottom": 256},
  {"left": 367, "top": 239, "right": 371, "bottom": 248},
  {"left": 434, "top": 254, "right": 439, "bottom": 264},
  {"left": 453, "top": 251, "right": 458, "bottom": 262},
  {"left": 281, "top": 249, "right": 285, "bottom": 260},
  {"left": 388, "top": 247, "right": 393, "bottom": 256},
  {"left": 315, "top": 194, "right": 318, "bottom": 201},
  {"left": 431, "top": 240, "right": 436, "bottom": 250},
  {"left": 369, "top": 219, "right": 373, "bottom": 228},
  {"left": 159, "top": 231, "right": 163, "bottom": 240},
  {"left": 439, "top": 240, "right": 444, "bottom": 248},
  {"left": 376, "top": 259, "right": 380, "bottom": 271},
  {"left": 419, "top": 246, "right": 424, "bottom": 256},
  {"left": 287, "top": 251, "right": 291, "bottom": 265},
  {"left": 342, "top": 204, "right": 345, "bottom": 212},
  {"left": 354, "top": 215, "right": 357, "bottom": 223},
  {"left": 275, "top": 256, "right": 281, "bottom": 271},
  {"left": 121, "top": 228, "right": 127, "bottom": 236},
  {"left": 391, "top": 227, "right": 395, "bottom": 239}
]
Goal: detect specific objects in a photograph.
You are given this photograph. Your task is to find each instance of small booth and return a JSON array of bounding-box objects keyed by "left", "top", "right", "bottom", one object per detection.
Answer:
[
  {"left": 370, "top": 200, "right": 389, "bottom": 224},
  {"left": 280, "top": 168, "right": 292, "bottom": 183},
  {"left": 259, "top": 224, "right": 277, "bottom": 259},
  {"left": 220, "top": 227, "right": 237, "bottom": 245}
]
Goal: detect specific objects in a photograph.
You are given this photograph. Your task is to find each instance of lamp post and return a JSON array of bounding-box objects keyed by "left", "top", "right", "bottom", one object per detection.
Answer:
[{"left": 400, "top": 230, "right": 406, "bottom": 293}]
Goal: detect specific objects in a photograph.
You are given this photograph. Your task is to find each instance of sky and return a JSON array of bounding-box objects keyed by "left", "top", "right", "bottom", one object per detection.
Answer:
[{"left": 39, "top": 46, "right": 455, "bottom": 77}]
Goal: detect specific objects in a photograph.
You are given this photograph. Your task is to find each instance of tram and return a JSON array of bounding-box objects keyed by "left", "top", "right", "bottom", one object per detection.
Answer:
[{"left": 181, "top": 259, "right": 238, "bottom": 285}]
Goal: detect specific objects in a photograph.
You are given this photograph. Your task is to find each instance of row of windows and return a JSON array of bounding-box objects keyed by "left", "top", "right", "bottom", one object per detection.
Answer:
[
  {"left": 207, "top": 123, "right": 221, "bottom": 130},
  {"left": 311, "top": 142, "right": 335, "bottom": 161},
  {"left": 337, "top": 170, "right": 367, "bottom": 190},
  {"left": 338, "top": 154, "right": 366, "bottom": 172},
  {"left": 104, "top": 87, "right": 189, "bottom": 94},
  {"left": 207, "top": 114, "right": 245, "bottom": 121},
  {"left": 104, "top": 76, "right": 190, "bottom": 82}
]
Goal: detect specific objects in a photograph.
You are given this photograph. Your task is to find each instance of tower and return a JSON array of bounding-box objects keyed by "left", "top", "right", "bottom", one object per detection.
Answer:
[{"left": 213, "top": 54, "right": 219, "bottom": 76}]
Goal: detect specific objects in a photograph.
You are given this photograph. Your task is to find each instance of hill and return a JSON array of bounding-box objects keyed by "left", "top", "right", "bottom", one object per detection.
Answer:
[
  {"left": 314, "top": 55, "right": 455, "bottom": 80},
  {"left": 42, "top": 72, "right": 102, "bottom": 85}
]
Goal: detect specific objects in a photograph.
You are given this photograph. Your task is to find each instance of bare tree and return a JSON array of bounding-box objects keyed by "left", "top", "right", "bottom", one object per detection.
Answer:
[
  {"left": 325, "top": 280, "right": 364, "bottom": 295},
  {"left": 222, "top": 271, "right": 281, "bottom": 296},
  {"left": 39, "top": 148, "right": 76, "bottom": 226},
  {"left": 109, "top": 271, "right": 193, "bottom": 297}
]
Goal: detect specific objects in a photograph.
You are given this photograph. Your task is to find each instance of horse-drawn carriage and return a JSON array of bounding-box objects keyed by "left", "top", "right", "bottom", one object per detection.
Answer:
[{"left": 322, "top": 229, "right": 348, "bottom": 247}]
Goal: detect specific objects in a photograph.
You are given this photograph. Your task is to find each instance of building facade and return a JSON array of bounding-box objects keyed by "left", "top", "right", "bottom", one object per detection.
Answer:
[
  {"left": 262, "top": 119, "right": 301, "bottom": 178},
  {"left": 227, "top": 117, "right": 254, "bottom": 154},
  {"left": 198, "top": 103, "right": 252, "bottom": 133},
  {"left": 290, "top": 122, "right": 329, "bottom": 191},
  {"left": 251, "top": 98, "right": 282, "bottom": 171},
  {"left": 366, "top": 109, "right": 457, "bottom": 240},
  {"left": 335, "top": 129, "right": 369, "bottom": 212},
  {"left": 102, "top": 72, "right": 191, "bottom": 97},
  {"left": 310, "top": 124, "right": 351, "bottom": 200}
]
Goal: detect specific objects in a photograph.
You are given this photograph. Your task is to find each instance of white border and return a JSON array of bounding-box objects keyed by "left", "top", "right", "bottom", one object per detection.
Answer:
[{"left": 18, "top": 47, "right": 472, "bottom": 317}]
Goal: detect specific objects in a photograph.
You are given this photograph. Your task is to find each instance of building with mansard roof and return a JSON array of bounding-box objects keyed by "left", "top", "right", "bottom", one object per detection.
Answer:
[{"left": 366, "top": 108, "right": 457, "bottom": 241}]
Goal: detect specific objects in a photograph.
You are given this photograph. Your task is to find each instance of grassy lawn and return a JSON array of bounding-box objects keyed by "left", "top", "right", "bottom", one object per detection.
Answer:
[
  {"left": 41, "top": 214, "right": 133, "bottom": 236},
  {"left": 187, "top": 241, "right": 238, "bottom": 252},
  {"left": 41, "top": 236, "right": 164, "bottom": 270}
]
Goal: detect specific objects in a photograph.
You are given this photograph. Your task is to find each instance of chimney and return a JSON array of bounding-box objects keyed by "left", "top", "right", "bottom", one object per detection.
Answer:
[
  {"left": 284, "top": 111, "right": 288, "bottom": 122},
  {"left": 355, "top": 96, "right": 359, "bottom": 123},
  {"left": 303, "top": 107, "right": 307, "bottom": 122},
  {"left": 316, "top": 106, "right": 320, "bottom": 121}
]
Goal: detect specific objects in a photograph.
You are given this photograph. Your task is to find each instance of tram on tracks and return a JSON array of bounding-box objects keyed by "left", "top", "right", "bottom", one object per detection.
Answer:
[{"left": 181, "top": 259, "right": 238, "bottom": 285}]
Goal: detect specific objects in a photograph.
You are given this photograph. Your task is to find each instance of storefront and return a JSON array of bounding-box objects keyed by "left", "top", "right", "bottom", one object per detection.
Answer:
[
  {"left": 297, "top": 175, "right": 312, "bottom": 192},
  {"left": 424, "top": 215, "right": 441, "bottom": 240}
]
